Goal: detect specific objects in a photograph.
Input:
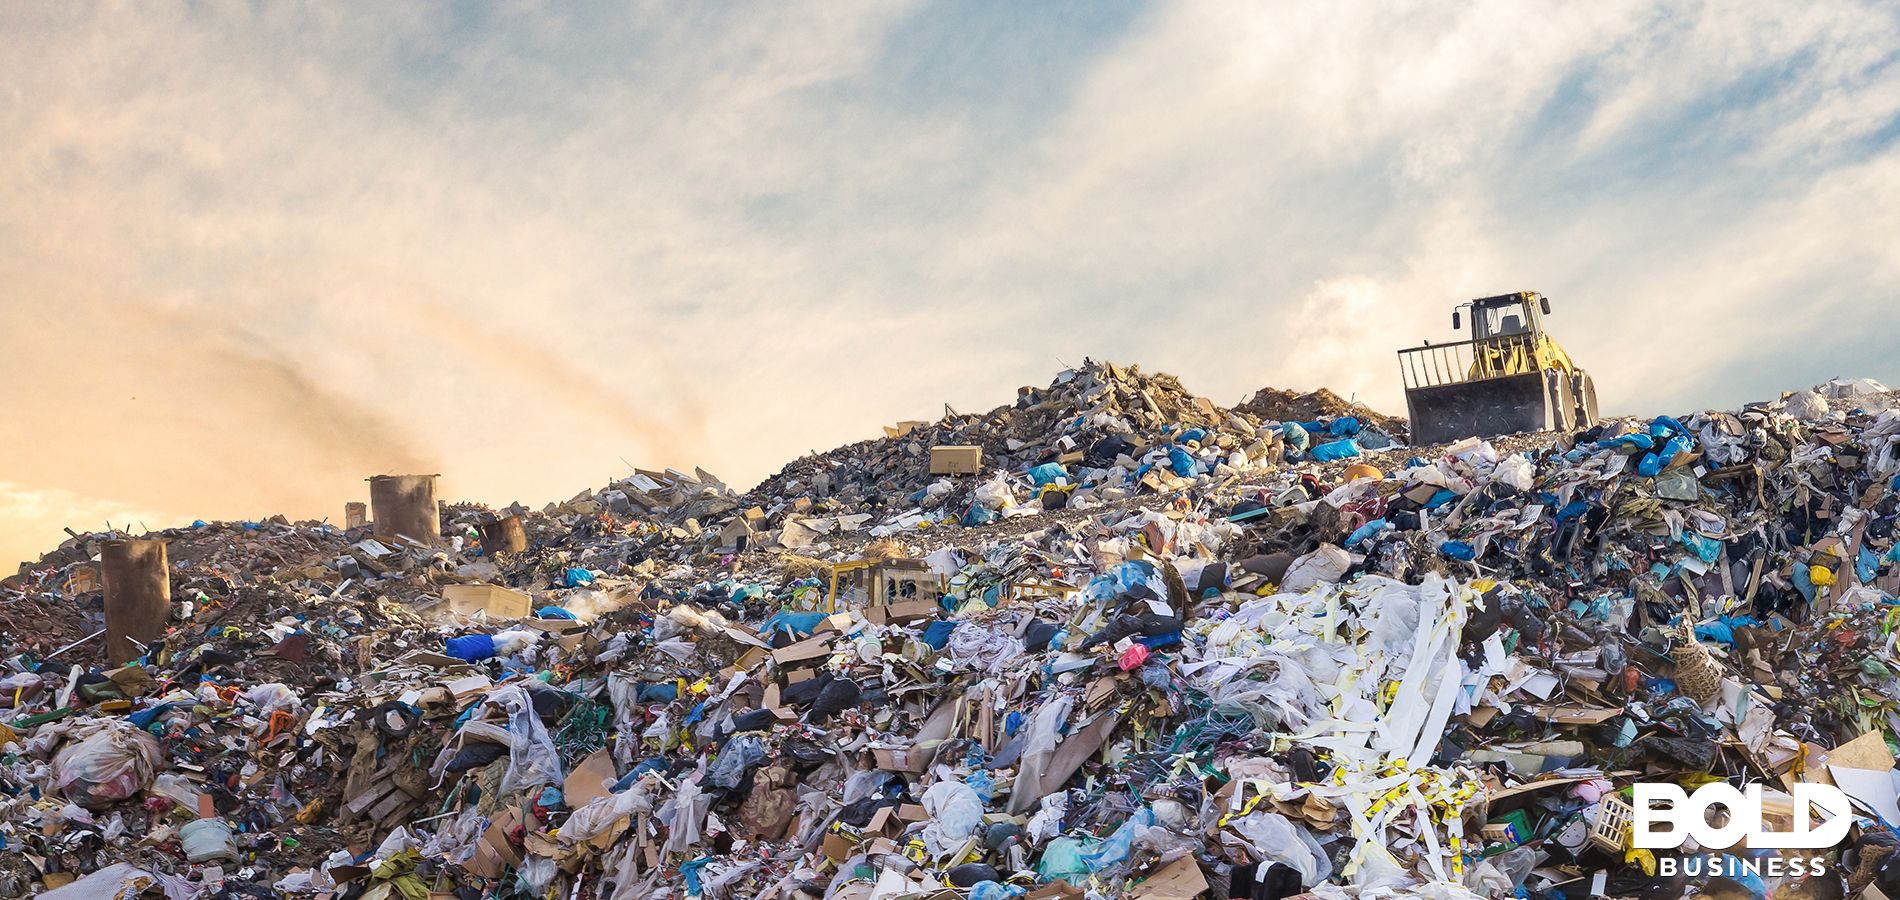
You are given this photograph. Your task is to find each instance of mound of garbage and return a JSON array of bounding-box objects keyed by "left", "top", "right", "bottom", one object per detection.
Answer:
[
  {"left": 744, "top": 361, "right": 1402, "bottom": 551},
  {"left": 4, "top": 371, "right": 1900, "bottom": 900},
  {"left": 1234, "top": 386, "right": 1408, "bottom": 441}
]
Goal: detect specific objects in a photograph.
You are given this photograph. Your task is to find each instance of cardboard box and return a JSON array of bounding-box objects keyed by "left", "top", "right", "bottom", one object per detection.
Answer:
[
  {"left": 928, "top": 445, "right": 983, "bottom": 476},
  {"left": 822, "top": 830, "right": 855, "bottom": 862},
  {"left": 442, "top": 583, "right": 532, "bottom": 620},
  {"left": 866, "top": 806, "right": 904, "bottom": 837},
  {"left": 872, "top": 746, "right": 929, "bottom": 774},
  {"left": 862, "top": 599, "right": 936, "bottom": 626}
]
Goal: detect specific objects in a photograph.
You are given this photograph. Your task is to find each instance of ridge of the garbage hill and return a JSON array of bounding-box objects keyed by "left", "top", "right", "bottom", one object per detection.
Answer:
[{"left": 3, "top": 364, "right": 1900, "bottom": 900}]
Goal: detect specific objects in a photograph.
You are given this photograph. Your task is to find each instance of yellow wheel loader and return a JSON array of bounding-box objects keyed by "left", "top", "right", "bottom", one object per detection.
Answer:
[{"left": 1396, "top": 291, "right": 1599, "bottom": 445}]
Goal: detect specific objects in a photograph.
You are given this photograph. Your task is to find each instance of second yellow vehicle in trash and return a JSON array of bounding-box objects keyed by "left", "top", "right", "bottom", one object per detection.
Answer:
[{"left": 1396, "top": 291, "right": 1600, "bottom": 444}]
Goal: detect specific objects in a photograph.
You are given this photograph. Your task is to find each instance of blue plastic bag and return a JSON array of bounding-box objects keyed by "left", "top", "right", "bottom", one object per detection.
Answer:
[
  {"left": 535, "top": 606, "right": 577, "bottom": 620},
  {"left": 1440, "top": 541, "right": 1476, "bottom": 561},
  {"left": 680, "top": 857, "right": 714, "bottom": 895},
  {"left": 759, "top": 610, "right": 827, "bottom": 639},
  {"left": 1679, "top": 531, "right": 1722, "bottom": 563},
  {"left": 921, "top": 620, "right": 958, "bottom": 650},
  {"left": 563, "top": 567, "right": 595, "bottom": 587},
  {"left": 1310, "top": 438, "right": 1361, "bottom": 462},
  {"left": 1029, "top": 463, "right": 1069, "bottom": 487},
  {"left": 1637, "top": 435, "right": 1695, "bottom": 477},
  {"left": 1167, "top": 446, "right": 1197, "bottom": 477},
  {"left": 1345, "top": 518, "right": 1387, "bottom": 547},
  {"left": 1281, "top": 422, "right": 1310, "bottom": 455},
  {"left": 1082, "top": 808, "right": 1156, "bottom": 869},
  {"left": 1597, "top": 432, "right": 1654, "bottom": 452},
  {"left": 444, "top": 634, "right": 497, "bottom": 662}
]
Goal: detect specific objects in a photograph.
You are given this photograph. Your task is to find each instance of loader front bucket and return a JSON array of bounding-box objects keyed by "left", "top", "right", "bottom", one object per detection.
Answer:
[{"left": 1405, "top": 371, "right": 1569, "bottom": 445}]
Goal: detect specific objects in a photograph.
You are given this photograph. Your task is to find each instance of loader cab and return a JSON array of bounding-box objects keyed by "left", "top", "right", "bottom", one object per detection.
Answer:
[{"left": 1451, "top": 292, "right": 1552, "bottom": 341}]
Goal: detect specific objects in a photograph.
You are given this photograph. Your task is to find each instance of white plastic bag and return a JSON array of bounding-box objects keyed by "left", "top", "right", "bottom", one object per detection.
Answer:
[
  {"left": 54, "top": 720, "right": 162, "bottom": 809},
  {"left": 1281, "top": 544, "right": 1351, "bottom": 591},
  {"left": 921, "top": 780, "right": 984, "bottom": 860},
  {"left": 1492, "top": 454, "right": 1534, "bottom": 492}
]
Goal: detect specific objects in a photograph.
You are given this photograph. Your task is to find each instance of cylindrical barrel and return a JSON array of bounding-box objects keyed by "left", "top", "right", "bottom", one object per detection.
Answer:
[
  {"left": 369, "top": 474, "right": 440, "bottom": 545},
  {"left": 480, "top": 515, "right": 528, "bottom": 555},
  {"left": 101, "top": 539, "right": 170, "bottom": 664}
]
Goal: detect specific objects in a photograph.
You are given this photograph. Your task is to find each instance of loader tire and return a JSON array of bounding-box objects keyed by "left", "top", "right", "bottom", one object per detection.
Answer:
[
  {"left": 1545, "top": 370, "right": 1575, "bottom": 432},
  {"left": 1574, "top": 372, "right": 1599, "bottom": 428}
]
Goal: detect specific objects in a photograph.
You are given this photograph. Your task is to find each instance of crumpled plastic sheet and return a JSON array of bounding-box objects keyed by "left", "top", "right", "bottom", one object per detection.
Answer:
[
  {"left": 659, "top": 778, "right": 712, "bottom": 855},
  {"left": 1491, "top": 453, "right": 1534, "bottom": 492},
  {"left": 1025, "top": 791, "right": 1068, "bottom": 845},
  {"left": 1281, "top": 544, "right": 1350, "bottom": 591},
  {"left": 560, "top": 781, "right": 651, "bottom": 847},
  {"left": 485, "top": 683, "right": 563, "bottom": 793},
  {"left": 1008, "top": 693, "right": 1073, "bottom": 811},
  {"left": 1081, "top": 806, "right": 1153, "bottom": 870},
  {"left": 972, "top": 473, "right": 1016, "bottom": 511},
  {"left": 1082, "top": 559, "right": 1171, "bottom": 605},
  {"left": 1223, "top": 810, "right": 1333, "bottom": 886},
  {"left": 698, "top": 859, "right": 764, "bottom": 900},
  {"left": 945, "top": 624, "right": 1023, "bottom": 674},
  {"left": 920, "top": 779, "right": 984, "bottom": 860},
  {"left": 707, "top": 734, "right": 766, "bottom": 790},
  {"left": 607, "top": 673, "right": 643, "bottom": 769}
]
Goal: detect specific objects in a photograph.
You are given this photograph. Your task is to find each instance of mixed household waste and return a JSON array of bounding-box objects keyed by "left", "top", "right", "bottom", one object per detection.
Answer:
[{"left": 3, "top": 365, "right": 1900, "bottom": 900}]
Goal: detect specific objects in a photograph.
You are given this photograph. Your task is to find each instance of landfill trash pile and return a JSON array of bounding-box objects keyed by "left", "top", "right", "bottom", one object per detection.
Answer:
[
  {"left": 746, "top": 361, "right": 1404, "bottom": 553},
  {"left": 6, "top": 370, "right": 1900, "bottom": 900},
  {"left": 1234, "top": 387, "right": 1408, "bottom": 443}
]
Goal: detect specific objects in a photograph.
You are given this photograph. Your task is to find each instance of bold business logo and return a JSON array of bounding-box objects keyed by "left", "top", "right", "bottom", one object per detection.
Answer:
[{"left": 1632, "top": 782, "right": 1848, "bottom": 877}]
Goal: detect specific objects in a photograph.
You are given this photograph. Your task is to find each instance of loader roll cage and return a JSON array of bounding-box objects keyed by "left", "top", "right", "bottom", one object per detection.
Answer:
[{"left": 1397, "top": 331, "right": 1568, "bottom": 390}]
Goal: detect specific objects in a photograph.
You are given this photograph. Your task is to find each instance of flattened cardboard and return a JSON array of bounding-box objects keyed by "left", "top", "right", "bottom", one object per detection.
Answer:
[
  {"left": 772, "top": 634, "right": 836, "bottom": 667},
  {"left": 520, "top": 618, "right": 589, "bottom": 651},
  {"left": 863, "top": 600, "right": 937, "bottom": 626},
  {"left": 1526, "top": 705, "right": 1623, "bottom": 725},
  {"left": 442, "top": 584, "right": 532, "bottom": 620},
  {"left": 1128, "top": 856, "right": 1209, "bottom": 900},
  {"left": 1830, "top": 730, "right": 1896, "bottom": 772},
  {"left": 563, "top": 750, "right": 617, "bottom": 809},
  {"left": 1029, "top": 712, "right": 1120, "bottom": 805},
  {"left": 466, "top": 809, "right": 523, "bottom": 879},
  {"left": 1023, "top": 883, "right": 1085, "bottom": 900}
]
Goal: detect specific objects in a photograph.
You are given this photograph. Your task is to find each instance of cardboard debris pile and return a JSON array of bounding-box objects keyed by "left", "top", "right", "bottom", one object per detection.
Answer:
[{"left": 3, "top": 368, "right": 1900, "bottom": 900}]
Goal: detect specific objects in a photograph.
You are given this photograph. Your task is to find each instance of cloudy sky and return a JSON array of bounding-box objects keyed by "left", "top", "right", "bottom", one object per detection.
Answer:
[{"left": 3, "top": 1, "right": 1899, "bottom": 569}]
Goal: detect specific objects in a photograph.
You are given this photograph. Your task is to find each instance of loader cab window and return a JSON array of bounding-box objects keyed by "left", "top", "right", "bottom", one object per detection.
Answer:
[{"left": 1472, "top": 301, "right": 1532, "bottom": 340}]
